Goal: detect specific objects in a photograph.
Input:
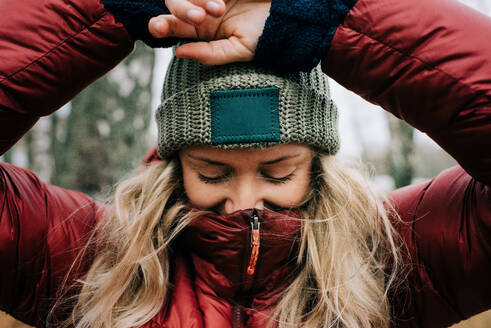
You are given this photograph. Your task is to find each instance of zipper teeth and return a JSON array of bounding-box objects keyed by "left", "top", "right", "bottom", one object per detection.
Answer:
[
  {"left": 233, "top": 305, "right": 242, "bottom": 328},
  {"left": 234, "top": 210, "right": 261, "bottom": 328}
]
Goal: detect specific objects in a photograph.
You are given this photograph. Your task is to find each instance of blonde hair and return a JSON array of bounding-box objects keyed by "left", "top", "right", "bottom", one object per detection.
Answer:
[
  {"left": 270, "top": 154, "right": 403, "bottom": 328},
  {"left": 55, "top": 153, "right": 403, "bottom": 328}
]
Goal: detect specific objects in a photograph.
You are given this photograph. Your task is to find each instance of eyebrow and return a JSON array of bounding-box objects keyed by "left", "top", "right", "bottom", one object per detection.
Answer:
[
  {"left": 185, "top": 153, "right": 300, "bottom": 166},
  {"left": 186, "top": 153, "right": 226, "bottom": 166},
  {"left": 260, "top": 154, "right": 300, "bottom": 165}
]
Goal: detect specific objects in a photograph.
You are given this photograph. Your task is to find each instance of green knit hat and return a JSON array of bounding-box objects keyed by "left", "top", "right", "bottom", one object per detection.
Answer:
[{"left": 156, "top": 56, "right": 339, "bottom": 158}]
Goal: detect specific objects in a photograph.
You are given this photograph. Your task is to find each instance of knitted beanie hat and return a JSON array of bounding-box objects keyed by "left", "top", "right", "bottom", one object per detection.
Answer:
[{"left": 156, "top": 56, "right": 339, "bottom": 158}]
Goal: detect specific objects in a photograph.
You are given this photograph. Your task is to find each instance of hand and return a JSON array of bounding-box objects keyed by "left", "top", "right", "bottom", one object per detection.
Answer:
[{"left": 148, "top": 0, "right": 270, "bottom": 65}]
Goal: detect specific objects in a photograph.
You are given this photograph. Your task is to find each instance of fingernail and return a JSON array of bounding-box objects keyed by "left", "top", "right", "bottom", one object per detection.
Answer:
[
  {"left": 205, "top": 1, "right": 220, "bottom": 14},
  {"left": 150, "top": 20, "right": 162, "bottom": 36},
  {"left": 154, "top": 20, "right": 163, "bottom": 31},
  {"left": 187, "top": 9, "right": 204, "bottom": 22}
]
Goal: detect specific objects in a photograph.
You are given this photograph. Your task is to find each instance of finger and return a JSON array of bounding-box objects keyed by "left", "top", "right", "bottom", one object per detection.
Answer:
[
  {"left": 192, "top": 0, "right": 226, "bottom": 17},
  {"left": 149, "top": 15, "right": 197, "bottom": 38},
  {"left": 175, "top": 37, "right": 254, "bottom": 65},
  {"left": 165, "top": 0, "right": 206, "bottom": 25}
]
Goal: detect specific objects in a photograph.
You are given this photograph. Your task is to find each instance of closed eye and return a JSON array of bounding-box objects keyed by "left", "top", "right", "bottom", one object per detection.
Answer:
[
  {"left": 198, "top": 171, "right": 295, "bottom": 184},
  {"left": 198, "top": 172, "right": 229, "bottom": 184},
  {"left": 261, "top": 171, "right": 295, "bottom": 184}
]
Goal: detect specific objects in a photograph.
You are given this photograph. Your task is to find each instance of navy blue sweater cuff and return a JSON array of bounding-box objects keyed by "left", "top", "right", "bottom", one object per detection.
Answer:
[
  {"left": 102, "top": 0, "right": 180, "bottom": 48},
  {"left": 255, "top": 0, "right": 357, "bottom": 73}
]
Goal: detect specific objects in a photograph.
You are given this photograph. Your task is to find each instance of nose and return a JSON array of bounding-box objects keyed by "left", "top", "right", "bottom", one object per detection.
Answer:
[{"left": 223, "top": 183, "right": 264, "bottom": 214}]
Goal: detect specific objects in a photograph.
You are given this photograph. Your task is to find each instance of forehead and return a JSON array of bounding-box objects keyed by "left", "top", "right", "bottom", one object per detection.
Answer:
[{"left": 180, "top": 144, "right": 313, "bottom": 166}]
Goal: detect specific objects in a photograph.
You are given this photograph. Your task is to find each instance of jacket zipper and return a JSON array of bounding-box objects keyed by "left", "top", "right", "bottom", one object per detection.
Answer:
[
  {"left": 234, "top": 210, "right": 262, "bottom": 328},
  {"left": 246, "top": 210, "right": 261, "bottom": 276}
]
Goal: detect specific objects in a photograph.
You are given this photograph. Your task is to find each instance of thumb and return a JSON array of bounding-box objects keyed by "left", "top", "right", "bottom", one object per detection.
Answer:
[{"left": 175, "top": 37, "right": 254, "bottom": 65}]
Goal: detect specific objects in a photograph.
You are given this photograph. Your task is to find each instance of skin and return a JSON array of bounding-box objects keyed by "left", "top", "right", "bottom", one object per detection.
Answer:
[
  {"left": 148, "top": 0, "right": 269, "bottom": 65},
  {"left": 179, "top": 144, "right": 314, "bottom": 214},
  {"left": 153, "top": 0, "right": 309, "bottom": 212}
]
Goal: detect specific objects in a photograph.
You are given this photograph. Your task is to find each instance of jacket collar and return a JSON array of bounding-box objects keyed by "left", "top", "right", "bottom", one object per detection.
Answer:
[{"left": 179, "top": 208, "right": 302, "bottom": 307}]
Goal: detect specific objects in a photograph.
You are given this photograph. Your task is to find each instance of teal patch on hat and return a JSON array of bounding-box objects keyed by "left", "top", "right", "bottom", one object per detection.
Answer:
[{"left": 210, "top": 87, "right": 280, "bottom": 144}]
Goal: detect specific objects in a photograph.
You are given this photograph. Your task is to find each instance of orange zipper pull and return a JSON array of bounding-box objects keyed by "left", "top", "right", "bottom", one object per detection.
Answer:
[{"left": 247, "top": 211, "right": 261, "bottom": 276}]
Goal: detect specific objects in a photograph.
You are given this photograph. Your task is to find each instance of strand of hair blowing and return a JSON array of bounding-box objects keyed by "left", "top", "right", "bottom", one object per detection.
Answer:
[
  {"left": 56, "top": 159, "right": 198, "bottom": 328},
  {"left": 269, "top": 155, "right": 403, "bottom": 328}
]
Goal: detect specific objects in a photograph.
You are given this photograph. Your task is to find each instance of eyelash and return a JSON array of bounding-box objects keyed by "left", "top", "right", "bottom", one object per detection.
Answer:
[
  {"left": 198, "top": 172, "right": 295, "bottom": 185},
  {"left": 198, "top": 173, "right": 227, "bottom": 184},
  {"left": 264, "top": 172, "right": 295, "bottom": 184}
]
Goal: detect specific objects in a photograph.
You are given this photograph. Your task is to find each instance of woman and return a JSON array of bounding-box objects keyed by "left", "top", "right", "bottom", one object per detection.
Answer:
[{"left": 0, "top": 0, "right": 489, "bottom": 327}]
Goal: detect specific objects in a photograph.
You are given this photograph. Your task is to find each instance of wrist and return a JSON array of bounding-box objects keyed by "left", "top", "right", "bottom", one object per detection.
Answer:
[
  {"left": 102, "top": 0, "right": 179, "bottom": 47},
  {"left": 254, "top": 0, "right": 357, "bottom": 73}
]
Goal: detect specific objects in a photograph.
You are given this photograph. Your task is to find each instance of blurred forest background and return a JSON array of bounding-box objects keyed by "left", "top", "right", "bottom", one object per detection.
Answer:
[{"left": 1, "top": 0, "right": 490, "bottom": 327}]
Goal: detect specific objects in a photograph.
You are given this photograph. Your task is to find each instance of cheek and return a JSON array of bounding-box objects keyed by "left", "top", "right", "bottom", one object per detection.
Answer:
[{"left": 264, "top": 178, "right": 310, "bottom": 207}]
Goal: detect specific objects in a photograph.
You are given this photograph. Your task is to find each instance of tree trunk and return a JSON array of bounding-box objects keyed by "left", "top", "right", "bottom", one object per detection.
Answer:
[
  {"left": 24, "top": 131, "right": 35, "bottom": 172},
  {"left": 386, "top": 114, "right": 415, "bottom": 188},
  {"left": 2, "top": 150, "right": 13, "bottom": 163},
  {"left": 53, "top": 43, "right": 155, "bottom": 196}
]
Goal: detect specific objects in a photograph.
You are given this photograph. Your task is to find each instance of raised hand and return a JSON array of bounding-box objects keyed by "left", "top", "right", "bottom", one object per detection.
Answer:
[{"left": 148, "top": 0, "right": 270, "bottom": 65}]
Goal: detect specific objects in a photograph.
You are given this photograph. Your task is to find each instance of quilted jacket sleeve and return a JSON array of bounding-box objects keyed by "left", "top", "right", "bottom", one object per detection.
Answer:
[
  {"left": 0, "top": 0, "right": 133, "bottom": 155},
  {"left": 388, "top": 168, "right": 491, "bottom": 327},
  {"left": 320, "top": 0, "right": 491, "bottom": 326},
  {"left": 323, "top": 0, "right": 491, "bottom": 186},
  {"left": 0, "top": 0, "right": 133, "bottom": 325},
  {"left": 0, "top": 163, "right": 101, "bottom": 326}
]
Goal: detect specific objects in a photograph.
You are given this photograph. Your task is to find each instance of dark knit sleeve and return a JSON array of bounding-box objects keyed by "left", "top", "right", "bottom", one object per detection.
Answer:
[
  {"left": 254, "top": 0, "right": 357, "bottom": 73},
  {"left": 102, "top": 0, "right": 180, "bottom": 47}
]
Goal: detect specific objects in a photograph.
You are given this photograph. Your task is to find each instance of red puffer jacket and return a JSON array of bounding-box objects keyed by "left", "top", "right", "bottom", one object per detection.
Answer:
[{"left": 0, "top": 0, "right": 490, "bottom": 327}]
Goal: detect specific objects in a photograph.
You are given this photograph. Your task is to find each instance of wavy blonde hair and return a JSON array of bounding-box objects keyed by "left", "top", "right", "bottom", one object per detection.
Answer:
[
  {"left": 54, "top": 152, "right": 403, "bottom": 328},
  {"left": 270, "top": 154, "right": 403, "bottom": 328}
]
